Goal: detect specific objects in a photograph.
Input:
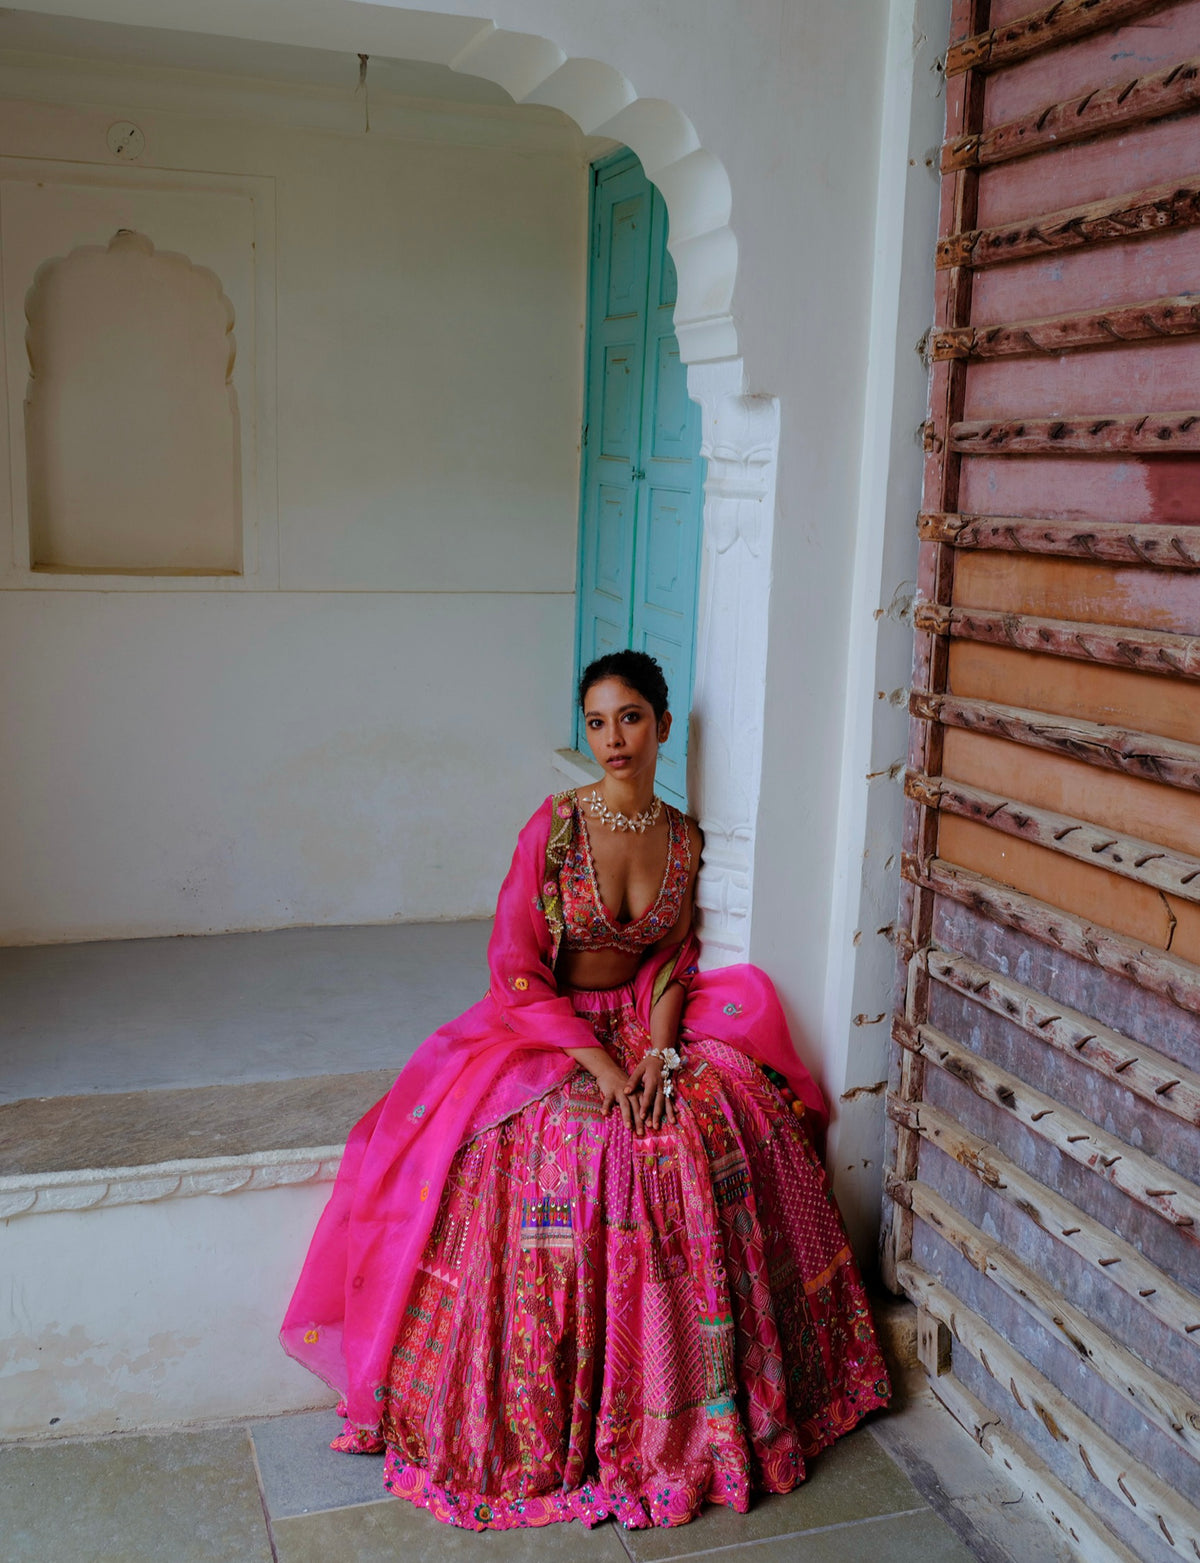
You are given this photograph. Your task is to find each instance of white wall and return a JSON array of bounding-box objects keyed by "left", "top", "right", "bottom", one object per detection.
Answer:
[
  {"left": 1, "top": 1181, "right": 337, "bottom": 1438},
  {"left": 1, "top": 0, "right": 946, "bottom": 1251},
  {"left": 0, "top": 68, "right": 587, "bottom": 941}
]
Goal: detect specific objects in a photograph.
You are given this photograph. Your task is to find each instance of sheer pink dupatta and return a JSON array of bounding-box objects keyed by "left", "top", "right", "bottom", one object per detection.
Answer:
[
  {"left": 281, "top": 797, "right": 595, "bottom": 1424},
  {"left": 281, "top": 794, "right": 827, "bottom": 1429}
]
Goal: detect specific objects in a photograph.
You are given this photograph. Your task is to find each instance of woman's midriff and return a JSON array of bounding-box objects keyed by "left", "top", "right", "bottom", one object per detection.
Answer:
[{"left": 556, "top": 947, "right": 644, "bottom": 992}]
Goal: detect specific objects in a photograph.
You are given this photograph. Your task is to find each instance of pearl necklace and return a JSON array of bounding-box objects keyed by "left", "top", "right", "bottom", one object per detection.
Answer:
[{"left": 585, "top": 789, "right": 663, "bottom": 834}]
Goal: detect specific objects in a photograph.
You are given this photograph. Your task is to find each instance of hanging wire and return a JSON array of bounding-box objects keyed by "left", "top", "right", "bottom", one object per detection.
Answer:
[{"left": 357, "top": 53, "right": 370, "bottom": 133}]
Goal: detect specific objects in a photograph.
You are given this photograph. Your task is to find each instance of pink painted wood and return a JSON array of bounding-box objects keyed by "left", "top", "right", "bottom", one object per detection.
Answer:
[{"left": 893, "top": 0, "right": 1200, "bottom": 1547}]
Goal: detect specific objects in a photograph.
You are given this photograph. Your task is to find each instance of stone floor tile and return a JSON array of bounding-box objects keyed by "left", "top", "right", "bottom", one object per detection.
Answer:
[
  {"left": 272, "top": 1498, "right": 630, "bottom": 1563},
  {"left": 0, "top": 1427, "right": 273, "bottom": 1563},
  {"left": 667, "top": 1507, "right": 978, "bottom": 1563},
  {"left": 870, "top": 1382, "right": 1076, "bottom": 1563},
  {"left": 618, "top": 1425, "right": 925, "bottom": 1561},
  {"left": 251, "top": 1407, "right": 389, "bottom": 1519}
]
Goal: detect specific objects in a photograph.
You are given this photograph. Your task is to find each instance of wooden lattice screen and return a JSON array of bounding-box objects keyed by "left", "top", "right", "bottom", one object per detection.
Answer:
[{"left": 883, "top": 2, "right": 1200, "bottom": 1559}]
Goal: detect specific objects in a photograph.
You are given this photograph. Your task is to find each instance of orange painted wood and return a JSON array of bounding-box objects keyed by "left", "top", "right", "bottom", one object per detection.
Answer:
[
  {"left": 947, "top": 640, "right": 1200, "bottom": 744},
  {"left": 903, "top": 854, "right": 1200, "bottom": 1011},
  {"left": 917, "top": 601, "right": 1200, "bottom": 677},
  {"left": 951, "top": 552, "right": 1200, "bottom": 632},
  {"left": 914, "top": 687, "right": 1200, "bottom": 788},
  {"left": 936, "top": 814, "right": 1200, "bottom": 959},
  {"left": 909, "top": 770, "right": 1200, "bottom": 900},
  {"left": 941, "top": 728, "right": 1200, "bottom": 855}
]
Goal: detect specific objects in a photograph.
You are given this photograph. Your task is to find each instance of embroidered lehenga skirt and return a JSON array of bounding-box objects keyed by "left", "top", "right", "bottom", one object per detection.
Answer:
[{"left": 339, "top": 981, "right": 890, "bottom": 1531}]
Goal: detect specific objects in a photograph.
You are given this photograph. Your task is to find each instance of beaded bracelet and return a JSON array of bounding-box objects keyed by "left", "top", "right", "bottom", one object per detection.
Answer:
[{"left": 647, "top": 1045, "right": 683, "bottom": 1098}]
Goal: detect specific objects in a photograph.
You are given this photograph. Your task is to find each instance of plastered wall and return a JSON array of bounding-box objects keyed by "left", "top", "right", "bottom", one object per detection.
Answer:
[{"left": 0, "top": 71, "right": 587, "bottom": 941}]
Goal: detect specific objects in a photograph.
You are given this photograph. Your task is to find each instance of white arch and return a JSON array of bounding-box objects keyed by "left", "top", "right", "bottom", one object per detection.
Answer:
[
  {"left": 442, "top": 23, "right": 768, "bottom": 963},
  {"left": 445, "top": 26, "right": 739, "bottom": 364}
]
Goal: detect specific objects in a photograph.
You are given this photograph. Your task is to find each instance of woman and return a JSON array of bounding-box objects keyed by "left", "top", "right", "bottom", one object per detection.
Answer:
[{"left": 281, "top": 650, "right": 889, "bottom": 1532}]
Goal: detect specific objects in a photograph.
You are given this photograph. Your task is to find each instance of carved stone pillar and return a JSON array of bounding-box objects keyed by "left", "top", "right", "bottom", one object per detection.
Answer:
[{"left": 685, "top": 359, "right": 780, "bottom": 967}]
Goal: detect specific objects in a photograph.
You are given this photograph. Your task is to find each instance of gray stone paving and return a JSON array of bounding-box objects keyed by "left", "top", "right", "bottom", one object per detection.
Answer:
[
  {"left": 0, "top": 1389, "right": 1033, "bottom": 1563},
  {"left": 0, "top": 920, "right": 491, "bottom": 1104}
]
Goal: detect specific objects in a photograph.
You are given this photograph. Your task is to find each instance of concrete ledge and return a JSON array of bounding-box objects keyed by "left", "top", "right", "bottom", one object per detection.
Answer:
[{"left": 0, "top": 1144, "right": 342, "bottom": 1220}]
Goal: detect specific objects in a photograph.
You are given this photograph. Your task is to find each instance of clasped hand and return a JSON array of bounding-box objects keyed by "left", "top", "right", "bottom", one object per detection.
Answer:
[{"left": 591, "top": 1051, "right": 677, "bottom": 1135}]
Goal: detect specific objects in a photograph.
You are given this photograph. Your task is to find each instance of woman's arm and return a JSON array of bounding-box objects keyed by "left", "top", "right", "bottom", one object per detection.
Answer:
[{"left": 626, "top": 817, "right": 702, "bottom": 1128}]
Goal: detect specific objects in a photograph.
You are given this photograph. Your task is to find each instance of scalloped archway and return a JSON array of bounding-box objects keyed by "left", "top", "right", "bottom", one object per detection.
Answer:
[
  {"left": 446, "top": 27, "right": 738, "bottom": 365},
  {"left": 439, "top": 21, "right": 776, "bottom": 965}
]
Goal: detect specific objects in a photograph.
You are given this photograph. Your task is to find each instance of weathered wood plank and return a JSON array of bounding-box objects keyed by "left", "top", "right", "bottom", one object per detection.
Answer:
[
  {"left": 937, "top": 180, "right": 1200, "bottom": 270},
  {"left": 910, "top": 691, "right": 1200, "bottom": 793},
  {"left": 951, "top": 411, "right": 1200, "bottom": 455},
  {"left": 897, "top": 1261, "right": 1200, "bottom": 1560},
  {"left": 931, "top": 294, "right": 1200, "bottom": 360},
  {"left": 902, "top": 856, "right": 1200, "bottom": 1013},
  {"left": 893, "top": 0, "right": 989, "bottom": 1291},
  {"left": 895, "top": 1017, "right": 1200, "bottom": 1235},
  {"left": 907, "top": 772, "right": 1200, "bottom": 902},
  {"left": 928, "top": 1371, "right": 1144, "bottom": 1563},
  {"left": 944, "top": 56, "right": 1200, "bottom": 170},
  {"left": 888, "top": 1094, "right": 1200, "bottom": 1342},
  {"left": 925, "top": 947, "right": 1200, "bottom": 1127},
  {"left": 946, "top": 0, "right": 1181, "bottom": 75},
  {"left": 892, "top": 1175, "right": 1200, "bottom": 1462},
  {"left": 913, "top": 602, "right": 1200, "bottom": 679},
  {"left": 918, "top": 513, "right": 1200, "bottom": 568}
]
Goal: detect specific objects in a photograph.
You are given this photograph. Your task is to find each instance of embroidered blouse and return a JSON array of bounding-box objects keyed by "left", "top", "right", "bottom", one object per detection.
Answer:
[{"left": 560, "top": 794, "right": 692, "bottom": 955}]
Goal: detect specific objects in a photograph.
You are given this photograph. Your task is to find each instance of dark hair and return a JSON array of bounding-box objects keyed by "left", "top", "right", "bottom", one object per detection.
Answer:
[{"left": 578, "top": 650, "right": 669, "bottom": 721}]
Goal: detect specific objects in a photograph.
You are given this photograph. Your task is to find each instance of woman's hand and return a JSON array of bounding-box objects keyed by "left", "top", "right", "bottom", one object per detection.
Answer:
[
  {"left": 587, "top": 1051, "right": 644, "bottom": 1135},
  {"left": 625, "top": 1052, "right": 677, "bottom": 1131}
]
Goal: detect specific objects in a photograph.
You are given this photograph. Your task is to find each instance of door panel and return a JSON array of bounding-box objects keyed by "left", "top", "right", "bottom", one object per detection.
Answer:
[
  {"left": 886, "top": 4, "right": 1200, "bottom": 1559},
  {"left": 576, "top": 152, "right": 704, "bottom": 810}
]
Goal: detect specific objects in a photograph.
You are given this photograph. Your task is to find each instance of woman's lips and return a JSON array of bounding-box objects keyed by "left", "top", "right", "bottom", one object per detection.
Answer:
[{"left": 606, "top": 756, "right": 630, "bottom": 768}]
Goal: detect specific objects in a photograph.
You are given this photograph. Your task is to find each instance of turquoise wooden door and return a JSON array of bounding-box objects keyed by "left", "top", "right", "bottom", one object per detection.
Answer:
[{"left": 576, "top": 151, "right": 706, "bottom": 809}]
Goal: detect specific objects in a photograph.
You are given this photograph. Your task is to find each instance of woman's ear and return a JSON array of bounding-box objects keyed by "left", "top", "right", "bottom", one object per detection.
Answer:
[{"left": 658, "top": 711, "right": 672, "bottom": 744}]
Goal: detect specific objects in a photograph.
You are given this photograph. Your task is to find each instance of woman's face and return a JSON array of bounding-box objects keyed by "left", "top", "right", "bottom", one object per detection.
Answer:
[{"left": 581, "top": 678, "right": 671, "bottom": 784}]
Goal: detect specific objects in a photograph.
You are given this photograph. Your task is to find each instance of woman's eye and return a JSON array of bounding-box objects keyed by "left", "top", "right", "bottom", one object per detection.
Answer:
[
  {"left": 622, "top": 712, "right": 641, "bottom": 723},
  {"left": 587, "top": 718, "right": 602, "bottom": 729}
]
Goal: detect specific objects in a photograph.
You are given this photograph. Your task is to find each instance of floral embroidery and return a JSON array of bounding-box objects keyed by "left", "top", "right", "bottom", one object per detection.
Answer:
[
  {"left": 512, "top": 976, "right": 529, "bottom": 991},
  {"left": 411, "top": 1104, "right": 426, "bottom": 1121},
  {"left": 542, "top": 881, "right": 557, "bottom": 899},
  {"left": 303, "top": 1328, "right": 320, "bottom": 1344},
  {"left": 419, "top": 1183, "right": 429, "bottom": 1202},
  {"left": 723, "top": 1002, "right": 742, "bottom": 1017},
  {"left": 557, "top": 800, "right": 573, "bottom": 819},
  {"left": 363, "top": 1021, "right": 888, "bottom": 1532}
]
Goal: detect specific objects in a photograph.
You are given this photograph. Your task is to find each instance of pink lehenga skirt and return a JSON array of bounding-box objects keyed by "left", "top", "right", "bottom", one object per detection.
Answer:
[{"left": 332, "top": 982, "right": 890, "bottom": 1531}]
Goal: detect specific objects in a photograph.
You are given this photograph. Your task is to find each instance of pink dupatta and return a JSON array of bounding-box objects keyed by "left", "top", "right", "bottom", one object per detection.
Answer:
[{"left": 281, "top": 794, "right": 827, "bottom": 1429}]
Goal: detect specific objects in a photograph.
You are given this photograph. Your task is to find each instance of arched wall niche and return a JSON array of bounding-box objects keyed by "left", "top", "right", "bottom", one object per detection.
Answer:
[
  {"left": 25, "top": 227, "right": 242, "bottom": 574},
  {"left": 432, "top": 19, "right": 776, "bottom": 966},
  {"left": 3, "top": 0, "right": 779, "bottom": 964}
]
